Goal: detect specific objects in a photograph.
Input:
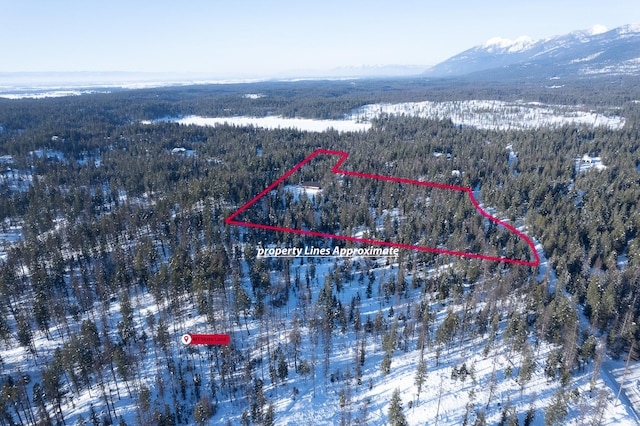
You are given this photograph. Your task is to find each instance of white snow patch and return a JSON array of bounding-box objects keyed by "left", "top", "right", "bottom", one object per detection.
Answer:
[
  {"left": 144, "top": 101, "right": 624, "bottom": 134},
  {"left": 506, "top": 144, "right": 518, "bottom": 167},
  {"left": 0, "top": 220, "right": 23, "bottom": 261},
  {"left": 589, "top": 24, "right": 608, "bottom": 35},
  {"left": 171, "top": 147, "right": 196, "bottom": 157},
  {"left": 570, "top": 51, "right": 605, "bottom": 64},
  {"left": 353, "top": 100, "right": 625, "bottom": 131},
  {"left": 433, "top": 152, "right": 450, "bottom": 159},
  {"left": 163, "top": 115, "right": 372, "bottom": 133},
  {"left": 617, "top": 23, "right": 640, "bottom": 35},
  {"left": 582, "top": 57, "right": 640, "bottom": 75},
  {"left": 281, "top": 184, "right": 322, "bottom": 202},
  {"left": 482, "top": 35, "right": 534, "bottom": 53},
  {"left": 0, "top": 90, "right": 107, "bottom": 99},
  {"left": 30, "top": 149, "right": 66, "bottom": 162},
  {"left": 617, "top": 254, "right": 629, "bottom": 269},
  {"left": 576, "top": 154, "right": 607, "bottom": 173}
]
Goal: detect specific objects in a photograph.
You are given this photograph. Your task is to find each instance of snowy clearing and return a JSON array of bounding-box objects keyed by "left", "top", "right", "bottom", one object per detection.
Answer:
[
  {"left": 149, "top": 100, "right": 625, "bottom": 134},
  {"left": 170, "top": 115, "right": 372, "bottom": 133},
  {"left": 353, "top": 100, "right": 625, "bottom": 131},
  {"left": 575, "top": 154, "right": 607, "bottom": 173},
  {"left": 0, "top": 90, "right": 108, "bottom": 99}
]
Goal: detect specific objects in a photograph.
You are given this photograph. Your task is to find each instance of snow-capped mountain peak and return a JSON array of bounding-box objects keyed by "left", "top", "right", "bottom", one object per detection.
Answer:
[
  {"left": 616, "top": 23, "right": 640, "bottom": 34},
  {"left": 424, "top": 23, "right": 640, "bottom": 78},
  {"left": 481, "top": 36, "right": 534, "bottom": 53},
  {"left": 588, "top": 24, "right": 608, "bottom": 35}
]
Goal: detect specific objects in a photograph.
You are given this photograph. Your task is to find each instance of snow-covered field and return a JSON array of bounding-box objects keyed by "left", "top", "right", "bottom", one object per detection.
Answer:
[
  {"left": 353, "top": 100, "right": 625, "bottom": 131},
  {"left": 151, "top": 100, "right": 625, "bottom": 134},
  {"left": 0, "top": 90, "right": 108, "bottom": 99},
  {"left": 0, "top": 75, "right": 268, "bottom": 99},
  {"left": 168, "top": 115, "right": 372, "bottom": 133}
]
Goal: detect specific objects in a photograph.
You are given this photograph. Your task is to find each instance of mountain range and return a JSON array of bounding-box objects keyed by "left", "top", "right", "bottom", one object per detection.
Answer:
[{"left": 423, "top": 24, "right": 640, "bottom": 79}]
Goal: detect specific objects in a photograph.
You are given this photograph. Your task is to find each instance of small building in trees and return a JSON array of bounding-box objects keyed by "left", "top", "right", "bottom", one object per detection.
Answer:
[{"left": 300, "top": 181, "right": 321, "bottom": 191}]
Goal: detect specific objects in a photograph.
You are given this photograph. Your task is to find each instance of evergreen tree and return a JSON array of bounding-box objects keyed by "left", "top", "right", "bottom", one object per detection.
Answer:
[
  {"left": 524, "top": 406, "right": 535, "bottom": 426},
  {"left": 16, "top": 314, "right": 33, "bottom": 353},
  {"left": 544, "top": 390, "right": 568, "bottom": 426},
  {"left": 519, "top": 349, "right": 535, "bottom": 396},
  {"left": 388, "top": 388, "right": 408, "bottom": 426},
  {"left": 194, "top": 395, "right": 214, "bottom": 426},
  {"left": 414, "top": 357, "right": 427, "bottom": 403},
  {"left": 381, "top": 353, "right": 392, "bottom": 376},
  {"left": 117, "top": 291, "right": 135, "bottom": 344},
  {"left": 474, "top": 410, "right": 487, "bottom": 426},
  {"left": 264, "top": 402, "right": 275, "bottom": 426},
  {"left": 276, "top": 346, "right": 288, "bottom": 382}
]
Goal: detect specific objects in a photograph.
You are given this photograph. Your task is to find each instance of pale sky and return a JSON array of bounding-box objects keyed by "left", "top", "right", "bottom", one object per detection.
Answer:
[{"left": 1, "top": 0, "right": 637, "bottom": 78}]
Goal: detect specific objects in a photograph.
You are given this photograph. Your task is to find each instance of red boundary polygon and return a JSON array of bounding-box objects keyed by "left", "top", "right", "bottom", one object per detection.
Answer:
[{"left": 225, "top": 149, "right": 540, "bottom": 266}]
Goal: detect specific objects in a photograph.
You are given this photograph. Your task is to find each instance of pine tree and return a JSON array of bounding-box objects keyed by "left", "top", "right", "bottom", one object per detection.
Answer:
[
  {"left": 524, "top": 406, "right": 535, "bottom": 426},
  {"left": 474, "top": 410, "right": 487, "bottom": 426},
  {"left": 436, "top": 309, "right": 459, "bottom": 348},
  {"left": 118, "top": 291, "right": 135, "bottom": 344},
  {"left": 264, "top": 402, "right": 275, "bottom": 426},
  {"left": 276, "top": 346, "right": 288, "bottom": 382},
  {"left": 32, "top": 382, "right": 51, "bottom": 425},
  {"left": 290, "top": 316, "right": 302, "bottom": 371},
  {"left": 42, "top": 359, "right": 65, "bottom": 424},
  {"left": 194, "top": 395, "right": 214, "bottom": 426},
  {"left": 381, "top": 353, "right": 392, "bottom": 376},
  {"left": 388, "top": 388, "right": 408, "bottom": 426},
  {"left": 33, "top": 288, "right": 51, "bottom": 337},
  {"left": 519, "top": 346, "right": 535, "bottom": 397},
  {"left": 16, "top": 314, "right": 33, "bottom": 353},
  {"left": 544, "top": 390, "right": 568, "bottom": 426},
  {"left": 414, "top": 357, "right": 427, "bottom": 403},
  {"left": 113, "top": 346, "right": 133, "bottom": 396}
]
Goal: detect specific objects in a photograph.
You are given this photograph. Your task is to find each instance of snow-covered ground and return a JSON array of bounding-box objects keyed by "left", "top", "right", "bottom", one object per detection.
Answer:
[
  {"left": 31, "top": 149, "right": 66, "bottom": 162},
  {"left": 0, "top": 74, "right": 268, "bottom": 99},
  {"left": 283, "top": 184, "right": 322, "bottom": 201},
  {"left": 0, "top": 90, "right": 108, "bottom": 99},
  {"left": 0, "top": 168, "right": 32, "bottom": 192},
  {"left": 353, "top": 100, "right": 625, "bottom": 131},
  {"left": 171, "top": 147, "right": 196, "bottom": 157},
  {"left": 168, "top": 115, "right": 372, "bottom": 133},
  {"left": 575, "top": 154, "right": 607, "bottom": 173},
  {"left": 582, "top": 58, "right": 640, "bottom": 76},
  {"left": 0, "top": 220, "right": 22, "bottom": 261},
  {"left": 0, "top": 198, "right": 637, "bottom": 425},
  {"left": 148, "top": 100, "right": 625, "bottom": 134}
]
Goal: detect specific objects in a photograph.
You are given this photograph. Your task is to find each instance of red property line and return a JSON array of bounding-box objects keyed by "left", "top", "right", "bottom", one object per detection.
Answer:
[{"left": 225, "top": 149, "right": 540, "bottom": 266}]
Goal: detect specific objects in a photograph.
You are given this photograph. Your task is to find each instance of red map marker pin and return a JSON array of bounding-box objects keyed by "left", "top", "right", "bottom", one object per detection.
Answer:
[{"left": 181, "top": 334, "right": 230, "bottom": 345}]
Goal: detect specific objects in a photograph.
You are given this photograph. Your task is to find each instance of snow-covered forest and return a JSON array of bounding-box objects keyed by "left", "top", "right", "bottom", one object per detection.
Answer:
[{"left": 0, "top": 79, "right": 640, "bottom": 425}]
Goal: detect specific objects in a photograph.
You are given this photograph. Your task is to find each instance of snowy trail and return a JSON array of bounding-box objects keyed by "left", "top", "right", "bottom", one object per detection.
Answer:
[{"left": 601, "top": 361, "right": 640, "bottom": 423}]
